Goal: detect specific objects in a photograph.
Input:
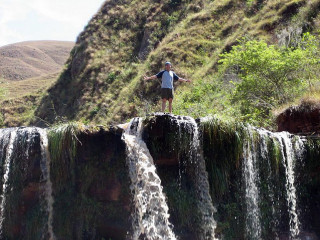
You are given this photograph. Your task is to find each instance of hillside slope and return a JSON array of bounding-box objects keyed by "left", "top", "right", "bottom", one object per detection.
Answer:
[
  {"left": 0, "top": 73, "right": 58, "bottom": 127},
  {"left": 33, "top": 0, "right": 320, "bottom": 127},
  {"left": 0, "top": 41, "right": 74, "bottom": 127},
  {"left": 0, "top": 41, "right": 74, "bottom": 81}
]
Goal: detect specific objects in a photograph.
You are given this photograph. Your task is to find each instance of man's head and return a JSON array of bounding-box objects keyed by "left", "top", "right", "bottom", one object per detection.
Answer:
[{"left": 165, "top": 61, "right": 172, "bottom": 71}]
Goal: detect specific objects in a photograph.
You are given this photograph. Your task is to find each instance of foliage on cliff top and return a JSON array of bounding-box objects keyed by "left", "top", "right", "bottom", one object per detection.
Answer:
[
  {"left": 28, "top": 0, "right": 320, "bottom": 128},
  {"left": 218, "top": 33, "right": 320, "bottom": 125},
  {"left": 48, "top": 122, "right": 84, "bottom": 191}
]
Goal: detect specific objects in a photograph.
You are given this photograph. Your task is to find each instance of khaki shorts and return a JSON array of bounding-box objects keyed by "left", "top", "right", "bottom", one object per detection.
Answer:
[{"left": 161, "top": 88, "right": 174, "bottom": 99}]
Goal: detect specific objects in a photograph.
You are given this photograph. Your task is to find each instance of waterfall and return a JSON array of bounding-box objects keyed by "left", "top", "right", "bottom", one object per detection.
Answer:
[
  {"left": 0, "top": 129, "right": 17, "bottom": 237},
  {"left": 122, "top": 118, "right": 177, "bottom": 240},
  {"left": 39, "top": 128, "right": 56, "bottom": 240},
  {"left": 256, "top": 128, "right": 278, "bottom": 236},
  {"left": 274, "top": 132, "right": 303, "bottom": 239},
  {"left": 0, "top": 128, "right": 56, "bottom": 239},
  {"left": 243, "top": 127, "right": 262, "bottom": 240},
  {"left": 0, "top": 115, "right": 314, "bottom": 239},
  {"left": 189, "top": 118, "right": 217, "bottom": 240},
  {"left": 242, "top": 126, "right": 303, "bottom": 239}
]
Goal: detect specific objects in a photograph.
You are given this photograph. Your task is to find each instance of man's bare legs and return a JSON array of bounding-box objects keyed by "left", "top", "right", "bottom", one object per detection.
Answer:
[
  {"left": 168, "top": 98, "right": 173, "bottom": 113},
  {"left": 162, "top": 98, "right": 167, "bottom": 112},
  {"left": 161, "top": 98, "right": 173, "bottom": 113}
]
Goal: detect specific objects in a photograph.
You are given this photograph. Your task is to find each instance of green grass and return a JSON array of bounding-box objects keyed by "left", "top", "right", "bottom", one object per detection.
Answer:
[
  {"left": 48, "top": 122, "right": 84, "bottom": 192},
  {"left": 0, "top": 73, "right": 59, "bottom": 127},
  {"left": 0, "top": 73, "right": 57, "bottom": 100}
]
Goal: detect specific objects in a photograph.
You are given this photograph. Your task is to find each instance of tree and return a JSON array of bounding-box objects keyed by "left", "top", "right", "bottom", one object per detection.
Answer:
[{"left": 219, "top": 34, "right": 320, "bottom": 123}]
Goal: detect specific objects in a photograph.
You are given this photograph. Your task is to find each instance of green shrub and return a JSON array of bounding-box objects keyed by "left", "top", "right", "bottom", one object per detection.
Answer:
[{"left": 218, "top": 33, "right": 320, "bottom": 124}]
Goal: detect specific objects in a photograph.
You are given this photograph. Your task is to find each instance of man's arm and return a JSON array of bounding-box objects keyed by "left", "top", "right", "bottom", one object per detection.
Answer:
[
  {"left": 178, "top": 77, "right": 191, "bottom": 83},
  {"left": 144, "top": 70, "right": 163, "bottom": 80},
  {"left": 144, "top": 75, "right": 157, "bottom": 80},
  {"left": 173, "top": 72, "right": 191, "bottom": 83}
]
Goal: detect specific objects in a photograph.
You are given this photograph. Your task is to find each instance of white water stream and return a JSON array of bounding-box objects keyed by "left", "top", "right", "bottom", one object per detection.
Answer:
[
  {"left": 122, "top": 118, "right": 176, "bottom": 240},
  {"left": 275, "top": 132, "right": 303, "bottom": 239},
  {"left": 243, "top": 126, "right": 303, "bottom": 239},
  {"left": 0, "top": 128, "right": 56, "bottom": 239},
  {"left": 243, "top": 127, "right": 262, "bottom": 240},
  {"left": 0, "top": 129, "right": 17, "bottom": 237},
  {"left": 39, "top": 128, "right": 56, "bottom": 240},
  {"left": 189, "top": 118, "right": 217, "bottom": 240}
]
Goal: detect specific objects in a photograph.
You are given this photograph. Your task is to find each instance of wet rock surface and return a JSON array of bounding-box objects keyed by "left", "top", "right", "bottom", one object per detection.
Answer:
[
  {"left": 55, "top": 127, "right": 131, "bottom": 239},
  {"left": 0, "top": 115, "right": 320, "bottom": 239}
]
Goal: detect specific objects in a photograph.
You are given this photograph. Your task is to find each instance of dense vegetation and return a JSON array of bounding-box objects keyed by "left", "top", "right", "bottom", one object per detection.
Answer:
[
  {"left": 225, "top": 34, "right": 319, "bottom": 122},
  {"left": 199, "top": 33, "right": 320, "bottom": 126},
  {"left": 2, "top": 0, "right": 320, "bottom": 128}
]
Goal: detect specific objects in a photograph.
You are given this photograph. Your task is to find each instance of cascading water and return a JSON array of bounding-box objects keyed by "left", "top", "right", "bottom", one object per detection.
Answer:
[
  {"left": 122, "top": 118, "right": 177, "bottom": 240},
  {"left": 275, "top": 132, "right": 303, "bottom": 239},
  {"left": 242, "top": 127, "right": 262, "bottom": 240},
  {"left": 189, "top": 118, "right": 217, "bottom": 240},
  {"left": 242, "top": 126, "right": 304, "bottom": 239},
  {"left": 0, "top": 114, "right": 316, "bottom": 239},
  {"left": 256, "top": 128, "right": 278, "bottom": 236},
  {"left": 0, "top": 127, "right": 56, "bottom": 239},
  {"left": 0, "top": 129, "right": 17, "bottom": 237},
  {"left": 39, "top": 129, "right": 56, "bottom": 240}
]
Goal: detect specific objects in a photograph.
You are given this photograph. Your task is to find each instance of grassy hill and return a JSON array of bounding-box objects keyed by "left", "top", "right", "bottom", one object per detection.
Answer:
[
  {"left": 0, "top": 73, "right": 58, "bottom": 127},
  {"left": 0, "top": 41, "right": 74, "bottom": 127},
  {"left": 9, "top": 0, "right": 320, "bottom": 128},
  {"left": 0, "top": 41, "right": 74, "bottom": 81}
]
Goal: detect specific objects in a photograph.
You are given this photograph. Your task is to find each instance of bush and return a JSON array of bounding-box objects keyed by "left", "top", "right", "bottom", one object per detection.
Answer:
[{"left": 218, "top": 33, "right": 320, "bottom": 124}]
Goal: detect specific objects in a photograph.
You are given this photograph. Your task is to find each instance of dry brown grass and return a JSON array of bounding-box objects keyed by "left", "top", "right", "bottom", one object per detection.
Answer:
[
  {"left": 0, "top": 40, "right": 74, "bottom": 81},
  {"left": 0, "top": 41, "right": 74, "bottom": 127},
  {"left": 0, "top": 41, "right": 73, "bottom": 127}
]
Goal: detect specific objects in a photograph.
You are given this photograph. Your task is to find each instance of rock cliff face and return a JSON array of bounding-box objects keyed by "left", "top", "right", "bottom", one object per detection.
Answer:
[
  {"left": 0, "top": 115, "right": 319, "bottom": 239},
  {"left": 49, "top": 126, "right": 132, "bottom": 239},
  {"left": 0, "top": 128, "right": 44, "bottom": 240}
]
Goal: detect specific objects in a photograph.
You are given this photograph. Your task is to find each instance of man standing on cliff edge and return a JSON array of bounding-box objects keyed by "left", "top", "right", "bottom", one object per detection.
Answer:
[{"left": 144, "top": 61, "right": 191, "bottom": 113}]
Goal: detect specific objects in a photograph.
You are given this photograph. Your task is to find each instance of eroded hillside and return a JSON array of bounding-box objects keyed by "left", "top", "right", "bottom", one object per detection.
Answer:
[{"left": 30, "top": 0, "right": 320, "bottom": 126}]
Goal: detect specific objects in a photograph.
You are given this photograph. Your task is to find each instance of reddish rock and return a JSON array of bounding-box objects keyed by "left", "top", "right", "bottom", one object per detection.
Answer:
[
  {"left": 21, "top": 182, "right": 41, "bottom": 203},
  {"left": 276, "top": 101, "right": 320, "bottom": 135},
  {"left": 88, "top": 173, "right": 122, "bottom": 202},
  {"left": 155, "top": 157, "right": 179, "bottom": 166}
]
